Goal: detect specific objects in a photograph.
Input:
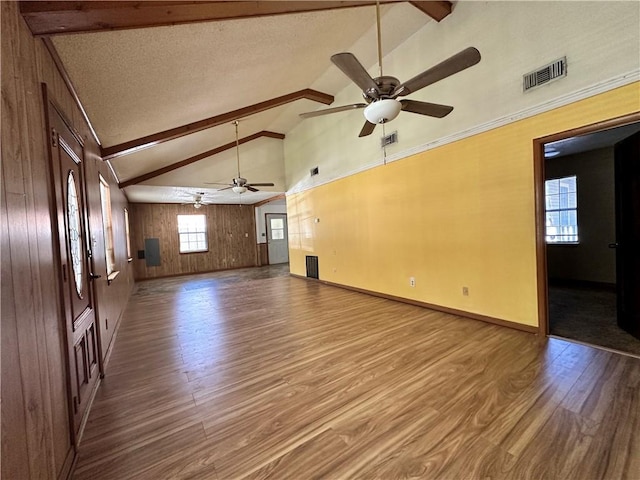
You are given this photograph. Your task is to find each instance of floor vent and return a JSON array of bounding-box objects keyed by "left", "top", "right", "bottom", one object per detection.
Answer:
[
  {"left": 381, "top": 131, "right": 398, "bottom": 147},
  {"left": 523, "top": 57, "right": 567, "bottom": 92},
  {"left": 306, "top": 255, "right": 319, "bottom": 279}
]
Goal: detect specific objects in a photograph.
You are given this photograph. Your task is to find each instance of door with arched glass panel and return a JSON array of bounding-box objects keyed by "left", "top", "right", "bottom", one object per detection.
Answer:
[{"left": 47, "top": 99, "right": 100, "bottom": 437}]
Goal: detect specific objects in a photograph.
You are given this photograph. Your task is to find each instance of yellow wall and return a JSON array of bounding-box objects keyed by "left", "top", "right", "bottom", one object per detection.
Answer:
[{"left": 287, "top": 83, "right": 640, "bottom": 327}]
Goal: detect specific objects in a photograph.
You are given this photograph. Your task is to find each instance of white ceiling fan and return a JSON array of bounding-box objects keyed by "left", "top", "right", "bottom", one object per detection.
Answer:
[
  {"left": 180, "top": 191, "right": 214, "bottom": 209},
  {"left": 206, "top": 120, "right": 275, "bottom": 193},
  {"left": 300, "top": 1, "right": 481, "bottom": 137}
]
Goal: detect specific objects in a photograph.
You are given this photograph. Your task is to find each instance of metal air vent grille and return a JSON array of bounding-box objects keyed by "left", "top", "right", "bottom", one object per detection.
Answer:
[
  {"left": 523, "top": 57, "right": 567, "bottom": 92},
  {"left": 381, "top": 131, "right": 398, "bottom": 147}
]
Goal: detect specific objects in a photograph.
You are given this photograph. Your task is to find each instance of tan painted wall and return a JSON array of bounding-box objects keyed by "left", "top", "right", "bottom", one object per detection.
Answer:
[{"left": 287, "top": 84, "right": 640, "bottom": 328}]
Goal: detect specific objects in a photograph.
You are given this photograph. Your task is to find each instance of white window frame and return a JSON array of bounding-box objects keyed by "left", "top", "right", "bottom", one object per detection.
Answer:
[
  {"left": 177, "top": 214, "right": 208, "bottom": 253},
  {"left": 99, "top": 175, "right": 117, "bottom": 276},
  {"left": 124, "top": 208, "right": 132, "bottom": 262},
  {"left": 545, "top": 174, "right": 579, "bottom": 244}
]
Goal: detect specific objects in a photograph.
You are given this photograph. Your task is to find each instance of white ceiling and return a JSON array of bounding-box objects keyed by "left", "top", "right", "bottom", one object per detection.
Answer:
[{"left": 50, "top": 3, "right": 432, "bottom": 205}]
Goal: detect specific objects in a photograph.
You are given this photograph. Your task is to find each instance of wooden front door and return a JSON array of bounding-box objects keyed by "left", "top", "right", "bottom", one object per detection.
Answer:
[
  {"left": 614, "top": 131, "right": 640, "bottom": 339},
  {"left": 47, "top": 100, "right": 100, "bottom": 435}
]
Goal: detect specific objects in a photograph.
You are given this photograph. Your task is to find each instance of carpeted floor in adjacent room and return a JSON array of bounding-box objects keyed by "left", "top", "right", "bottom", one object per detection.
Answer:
[{"left": 549, "top": 284, "right": 640, "bottom": 357}]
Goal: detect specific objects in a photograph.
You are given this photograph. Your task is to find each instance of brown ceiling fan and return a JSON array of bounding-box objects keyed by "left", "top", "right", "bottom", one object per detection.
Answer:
[
  {"left": 207, "top": 120, "right": 275, "bottom": 193},
  {"left": 300, "top": 1, "right": 481, "bottom": 137}
]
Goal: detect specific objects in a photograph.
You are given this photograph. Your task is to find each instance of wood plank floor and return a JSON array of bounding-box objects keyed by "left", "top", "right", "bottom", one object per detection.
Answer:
[{"left": 73, "top": 267, "right": 640, "bottom": 479}]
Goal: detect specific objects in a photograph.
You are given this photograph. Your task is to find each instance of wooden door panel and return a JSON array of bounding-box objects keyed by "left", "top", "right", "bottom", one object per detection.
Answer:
[
  {"left": 614, "top": 130, "right": 640, "bottom": 338},
  {"left": 87, "top": 322, "right": 98, "bottom": 377},
  {"left": 73, "top": 338, "right": 86, "bottom": 408},
  {"left": 48, "top": 101, "right": 100, "bottom": 434}
]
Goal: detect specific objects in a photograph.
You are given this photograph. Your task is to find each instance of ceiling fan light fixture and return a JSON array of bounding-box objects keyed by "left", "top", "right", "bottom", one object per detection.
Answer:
[
  {"left": 232, "top": 186, "right": 247, "bottom": 194},
  {"left": 364, "top": 99, "right": 402, "bottom": 124},
  {"left": 193, "top": 202, "right": 202, "bottom": 209}
]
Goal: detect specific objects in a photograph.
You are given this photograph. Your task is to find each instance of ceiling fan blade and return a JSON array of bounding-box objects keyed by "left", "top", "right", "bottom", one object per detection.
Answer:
[
  {"left": 358, "top": 121, "right": 376, "bottom": 137},
  {"left": 400, "top": 99, "right": 453, "bottom": 118},
  {"left": 300, "top": 103, "right": 367, "bottom": 119},
  {"left": 217, "top": 186, "right": 233, "bottom": 191},
  {"left": 205, "top": 182, "right": 231, "bottom": 186},
  {"left": 331, "top": 53, "right": 380, "bottom": 95},
  {"left": 246, "top": 182, "right": 275, "bottom": 187},
  {"left": 246, "top": 186, "right": 259, "bottom": 192},
  {"left": 392, "top": 47, "right": 481, "bottom": 97}
]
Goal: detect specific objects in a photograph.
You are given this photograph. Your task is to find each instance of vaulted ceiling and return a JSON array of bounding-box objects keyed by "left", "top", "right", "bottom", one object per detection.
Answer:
[{"left": 21, "top": 1, "right": 452, "bottom": 205}]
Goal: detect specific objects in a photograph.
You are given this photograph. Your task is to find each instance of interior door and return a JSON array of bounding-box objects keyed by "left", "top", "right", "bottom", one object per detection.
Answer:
[
  {"left": 614, "top": 130, "right": 640, "bottom": 338},
  {"left": 266, "top": 213, "right": 289, "bottom": 264},
  {"left": 47, "top": 101, "right": 100, "bottom": 435}
]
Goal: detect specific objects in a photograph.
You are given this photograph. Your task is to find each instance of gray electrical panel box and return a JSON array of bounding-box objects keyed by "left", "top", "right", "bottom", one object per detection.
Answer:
[{"left": 144, "top": 238, "right": 161, "bottom": 267}]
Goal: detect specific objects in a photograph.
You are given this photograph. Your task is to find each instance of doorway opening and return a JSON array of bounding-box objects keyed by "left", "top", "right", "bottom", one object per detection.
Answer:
[{"left": 534, "top": 114, "right": 640, "bottom": 356}]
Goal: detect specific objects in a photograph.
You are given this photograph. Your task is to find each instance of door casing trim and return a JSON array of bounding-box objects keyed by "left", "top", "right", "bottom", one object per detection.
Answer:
[{"left": 533, "top": 111, "right": 640, "bottom": 336}]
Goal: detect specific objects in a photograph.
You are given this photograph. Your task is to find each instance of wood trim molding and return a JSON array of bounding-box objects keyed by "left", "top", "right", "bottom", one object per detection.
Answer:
[
  {"left": 42, "top": 37, "right": 100, "bottom": 145},
  {"left": 253, "top": 193, "right": 286, "bottom": 207},
  {"left": 102, "top": 89, "right": 332, "bottom": 161},
  {"left": 532, "top": 111, "right": 640, "bottom": 337},
  {"left": 118, "top": 131, "right": 284, "bottom": 188},
  {"left": 408, "top": 1, "right": 451, "bottom": 21},
  {"left": 21, "top": 1, "right": 452, "bottom": 36},
  {"left": 134, "top": 264, "right": 256, "bottom": 283},
  {"left": 533, "top": 136, "right": 548, "bottom": 338},
  {"left": 290, "top": 274, "right": 539, "bottom": 334}
]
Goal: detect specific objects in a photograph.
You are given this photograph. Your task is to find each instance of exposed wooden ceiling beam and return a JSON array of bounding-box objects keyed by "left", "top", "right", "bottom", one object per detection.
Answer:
[
  {"left": 253, "top": 194, "right": 286, "bottom": 207},
  {"left": 102, "top": 89, "right": 332, "bottom": 161},
  {"left": 119, "top": 130, "right": 285, "bottom": 188},
  {"left": 20, "top": 1, "right": 452, "bottom": 36},
  {"left": 408, "top": 1, "right": 451, "bottom": 21}
]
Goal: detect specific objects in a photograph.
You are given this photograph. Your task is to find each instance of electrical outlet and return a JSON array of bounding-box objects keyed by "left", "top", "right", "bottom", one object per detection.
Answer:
[
  {"left": 462, "top": 286, "right": 469, "bottom": 296},
  {"left": 410, "top": 277, "right": 416, "bottom": 287}
]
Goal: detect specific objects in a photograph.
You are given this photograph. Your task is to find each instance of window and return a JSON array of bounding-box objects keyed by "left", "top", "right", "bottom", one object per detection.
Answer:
[
  {"left": 270, "top": 217, "right": 285, "bottom": 240},
  {"left": 545, "top": 175, "right": 578, "bottom": 243},
  {"left": 177, "top": 214, "right": 208, "bottom": 253},
  {"left": 124, "top": 208, "right": 132, "bottom": 262},
  {"left": 99, "top": 175, "right": 117, "bottom": 275}
]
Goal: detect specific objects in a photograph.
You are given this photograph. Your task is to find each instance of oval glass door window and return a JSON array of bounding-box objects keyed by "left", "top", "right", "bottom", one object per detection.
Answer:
[{"left": 67, "top": 171, "right": 83, "bottom": 297}]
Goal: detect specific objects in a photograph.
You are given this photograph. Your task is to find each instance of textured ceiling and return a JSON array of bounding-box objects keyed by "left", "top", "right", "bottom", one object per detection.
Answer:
[{"left": 51, "top": 3, "right": 431, "bottom": 204}]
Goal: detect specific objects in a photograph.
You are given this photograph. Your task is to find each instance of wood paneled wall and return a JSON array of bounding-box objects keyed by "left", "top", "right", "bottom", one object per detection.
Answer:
[
  {"left": 1, "top": 2, "right": 134, "bottom": 479},
  {"left": 258, "top": 243, "right": 269, "bottom": 266},
  {"left": 129, "top": 203, "right": 258, "bottom": 279}
]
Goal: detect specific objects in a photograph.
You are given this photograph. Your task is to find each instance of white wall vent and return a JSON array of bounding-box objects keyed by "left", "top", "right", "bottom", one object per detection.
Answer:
[
  {"left": 381, "top": 131, "right": 398, "bottom": 147},
  {"left": 523, "top": 57, "right": 567, "bottom": 92}
]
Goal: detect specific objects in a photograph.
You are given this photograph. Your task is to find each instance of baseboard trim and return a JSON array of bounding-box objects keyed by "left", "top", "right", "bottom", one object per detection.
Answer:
[
  {"left": 75, "top": 374, "right": 102, "bottom": 447},
  {"left": 135, "top": 264, "right": 260, "bottom": 282},
  {"left": 60, "top": 446, "right": 76, "bottom": 480},
  {"left": 290, "top": 274, "right": 538, "bottom": 334},
  {"left": 101, "top": 306, "right": 126, "bottom": 372}
]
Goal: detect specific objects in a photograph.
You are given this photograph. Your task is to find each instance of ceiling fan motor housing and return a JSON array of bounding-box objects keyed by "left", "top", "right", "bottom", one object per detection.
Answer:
[{"left": 364, "top": 99, "right": 402, "bottom": 124}]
